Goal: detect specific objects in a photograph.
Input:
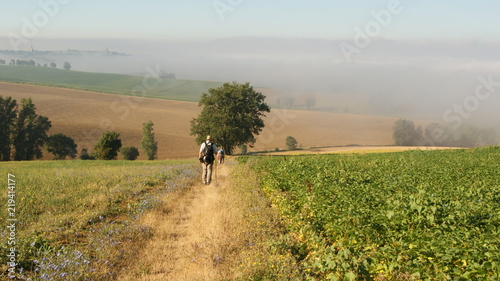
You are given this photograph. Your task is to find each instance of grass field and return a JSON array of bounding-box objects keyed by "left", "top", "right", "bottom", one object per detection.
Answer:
[
  {"left": 0, "top": 159, "right": 199, "bottom": 280},
  {"left": 0, "top": 65, "right": 223, "bottom": 102},
  {"left": 248, "top": 147, "right": 500, "bottom": 280}
]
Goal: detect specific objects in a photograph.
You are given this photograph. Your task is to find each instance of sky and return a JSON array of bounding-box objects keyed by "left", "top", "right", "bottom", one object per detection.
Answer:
[
  {"left": 2, "top": 0, "right": 500, "bottom": 46},
  {"left": 2, "top": 1, "right": 500, "bottom": 126}
]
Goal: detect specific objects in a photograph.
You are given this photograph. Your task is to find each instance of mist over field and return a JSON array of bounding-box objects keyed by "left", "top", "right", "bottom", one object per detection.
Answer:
[
  {"left": 6, "top": 37, "right": 500, "bottom": 125},
  {"left": 2, "top": 36, "right": 499, "bottom": 128}
]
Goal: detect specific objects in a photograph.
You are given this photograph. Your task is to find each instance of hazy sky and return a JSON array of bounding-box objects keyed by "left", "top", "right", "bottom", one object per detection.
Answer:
[{"left": 2, "top": 0, "right": 500, "bottom": 46}]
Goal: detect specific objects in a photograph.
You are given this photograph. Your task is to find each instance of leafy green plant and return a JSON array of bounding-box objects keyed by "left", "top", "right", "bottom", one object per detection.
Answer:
[{"left": 251, "top": 147, "right": 500, "bottom": 280}]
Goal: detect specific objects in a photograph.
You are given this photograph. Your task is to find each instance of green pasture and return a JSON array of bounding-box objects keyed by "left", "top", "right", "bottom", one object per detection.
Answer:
[{"left": 0, "top": 65, "right": 223, "bottom": 102}]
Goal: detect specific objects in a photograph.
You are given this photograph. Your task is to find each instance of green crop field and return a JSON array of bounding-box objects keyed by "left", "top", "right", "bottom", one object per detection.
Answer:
[
  {"left": 0, "top": 65, "right": 223, "bottom": 102},
  {"left": 249, "top": 147, "right": 500, "bottom": 280},
  {"left": 0, "top": 160, "right": 198, "bottom": 280}
]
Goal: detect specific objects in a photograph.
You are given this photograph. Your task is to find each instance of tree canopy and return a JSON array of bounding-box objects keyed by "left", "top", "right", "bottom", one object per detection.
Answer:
[
  {"left": 0, "top": 96, "right": 17, "bottom": 161},
  {"left": 94, "top": 131, "right": 122, "bottom": 160},
  {"left": 286, "top": 136, "right": 298, "bottom": 150},
  {"left": 121, "top": 146, "right": 140, "bottom": 160},
  {"left": 190, "top": 82, "right": 270, "bottom": 155},
  {"left": 45, "top": 133, "right": 78, "bottom": 160},
  {"left": 13, "top": 98, "right": 52, "bottom": 160},
  {"left": 392, "top": 119, "right": 420, "bottom": 146}
]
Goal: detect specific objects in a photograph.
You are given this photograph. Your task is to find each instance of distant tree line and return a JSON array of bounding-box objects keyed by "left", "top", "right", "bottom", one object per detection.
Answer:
[
  {"left": 80, "top": 121, "right": 157, "bottom": 161},
  {"left": 159, "top": 71, "right": 176, "bottom": 79},
  {"left": 393, "top": 119, "right": 497, "bottom": 147},
  {"left": 0, "top": 58, "right": 71, "bottom": 70},
  {"left": 1, "top": 96, "right": 157, "bottom": 161}
]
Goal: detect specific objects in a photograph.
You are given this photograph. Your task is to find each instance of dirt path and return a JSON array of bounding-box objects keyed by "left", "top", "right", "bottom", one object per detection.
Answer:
[{"left": 118, "top": 162, "right": 234, "bottom": 281}]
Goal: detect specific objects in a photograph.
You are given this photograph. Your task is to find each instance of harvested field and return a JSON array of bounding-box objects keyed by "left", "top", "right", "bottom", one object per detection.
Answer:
[{"left": 1, "top": 82, "right": 426, "bottom": 159}]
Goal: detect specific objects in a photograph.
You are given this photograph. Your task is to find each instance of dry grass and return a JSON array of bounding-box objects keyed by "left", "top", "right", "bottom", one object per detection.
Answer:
[{"left": 1, "top": 82, "right": 426, "bottom": 159}]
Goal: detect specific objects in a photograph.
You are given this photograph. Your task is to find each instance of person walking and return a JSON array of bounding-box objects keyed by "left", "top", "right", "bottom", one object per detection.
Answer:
[
  {"left": 217, "top": 148, "right": 225, "bottom": 165},
  {"left": 199, "top": 135, "right": 217, "bottom": 185}
]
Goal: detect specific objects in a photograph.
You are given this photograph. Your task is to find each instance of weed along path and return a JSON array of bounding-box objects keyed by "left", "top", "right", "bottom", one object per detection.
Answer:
[{"left": 118, "top": 161, "right": 236, "bottom": 280}]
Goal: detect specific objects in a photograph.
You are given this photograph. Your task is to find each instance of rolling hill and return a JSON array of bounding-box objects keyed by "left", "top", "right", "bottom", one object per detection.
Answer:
[
  {"left": 0, "top": 82, "right": 416, "bottom": 160},
  {"left": 0, "top": 65, "right": 223, "bottom": 101}
]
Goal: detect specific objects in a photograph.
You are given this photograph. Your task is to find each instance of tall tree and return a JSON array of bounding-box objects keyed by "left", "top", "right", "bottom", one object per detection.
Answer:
[
  {"left": 140, "top": 121, "right": 158, "bottom": 160},
  {"left": 13, "top": 98, "right": 51, "bottom": 160},
  {"left": 190, "top": 82, "right": 270, "bottom": 155},
  {"left": 94, "top": 131, "right": 122, "bottom": 160},
  {"left": 0, "top": 96, "right": 17, "bottom": 161},
  {"left": 45, "top": 133, "right": 78, "bottom": 160}
]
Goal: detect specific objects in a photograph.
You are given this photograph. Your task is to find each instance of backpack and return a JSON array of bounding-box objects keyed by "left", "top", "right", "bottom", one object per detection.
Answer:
[{"left": 203, "top": 142, "right": 214, "bottom": 163}]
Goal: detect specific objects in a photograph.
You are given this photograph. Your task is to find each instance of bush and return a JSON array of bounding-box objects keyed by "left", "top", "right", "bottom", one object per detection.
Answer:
[
  {"left": 286, "top": 136, "right": 298, "bottom": 150},
  {"left": 45, "top": 133, "right": 77, "bottom": 160},
  {"left": 79, "top": 148, "right": 95, "bottom": 160},
  {"left": 121, "top": 146, "right": 140, "bottom": 160},
  {"left": 94, "top": 131, "right": 122, "bottom": 160}
]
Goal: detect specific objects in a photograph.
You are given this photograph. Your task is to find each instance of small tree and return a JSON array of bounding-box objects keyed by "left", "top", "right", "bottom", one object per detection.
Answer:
[
  {"left": 50, "top": 62, "right": 56, "bottom": 68},
  {"left": 45, "top": 133, "right": 77, "bottom": 160},
  {"left": 140, "top": 121, "right": 158, "bottom": 160},
  {"left": 121, "top": 146, "right": 139, "bottom": 160},
  {"left": 286, "top": 136, "right": 298, "bottom": 150},
  {"left": 392, "top": 119, "right": 418, "bottom": 146},
  {"left": 79, "top": 148, "right": 95, "bottom": 160},
  {"left": 94, "top": 131, "right": 122, "bottom": 160},
  {"left": 63, "top": 62, "right": 71, "bottom": 70}
]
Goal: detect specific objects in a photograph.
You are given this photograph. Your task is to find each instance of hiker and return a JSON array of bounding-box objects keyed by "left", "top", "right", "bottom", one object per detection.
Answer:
[
  {"left": 217, "top": 148, "right": 225, "bottom": 165},
  {"left": 199, "top": 135, "right": 217, "bottom": 185}
]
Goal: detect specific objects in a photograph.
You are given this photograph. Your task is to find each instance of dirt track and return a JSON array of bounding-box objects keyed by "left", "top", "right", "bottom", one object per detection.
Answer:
[
  {"left": 118, "top": 162, "right": 232, "bottom": 280},
  {"left": 264, "top": 146, "right": 463, "bottom": 155}
]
